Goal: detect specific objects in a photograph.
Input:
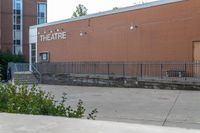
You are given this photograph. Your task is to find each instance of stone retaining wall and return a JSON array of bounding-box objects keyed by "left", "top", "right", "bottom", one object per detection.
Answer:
[{"left": 41, "top": 73, "right": 200, "bottom": 90}]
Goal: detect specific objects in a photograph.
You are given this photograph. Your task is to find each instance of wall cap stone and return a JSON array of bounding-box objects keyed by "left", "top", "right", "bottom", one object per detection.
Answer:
[{"left": 0, "top": 113, "right": 199, "bottom": 133}]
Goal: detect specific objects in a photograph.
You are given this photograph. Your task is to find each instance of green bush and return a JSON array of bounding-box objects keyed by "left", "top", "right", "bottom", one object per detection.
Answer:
[
  {"left": 0, "top": 64, "right": 2, "bottom": 81},
  {"left": 0, "top": 51, "right": 24, "bottom": 80},
  {"left": 0, "top": 83, "right": 98, "bottom": 119}
]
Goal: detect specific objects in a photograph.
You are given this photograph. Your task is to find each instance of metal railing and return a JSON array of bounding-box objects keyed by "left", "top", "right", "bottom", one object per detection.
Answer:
[
  {"left": 32, "top": 64, "right": 42, "bottom": 83},
  {"left": 8, "top": 63, "right": 30, "bottom": 79},
  {"left": 8, "top": 63, "right": 29, "bottom": 73},
  {"left": 36, "top": 62, "right": 200, "bottom": 81},
  {"left": 8, "top": 62, "right": 200, "bottom": 83},
  {"left": 8, "top": 62, "right": 42, "bottom": 83}
]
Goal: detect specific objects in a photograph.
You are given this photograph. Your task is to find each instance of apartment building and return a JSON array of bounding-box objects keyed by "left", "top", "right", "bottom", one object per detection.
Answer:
[{"left": 0, "top": 0, "right": 47, "bottom": 60}]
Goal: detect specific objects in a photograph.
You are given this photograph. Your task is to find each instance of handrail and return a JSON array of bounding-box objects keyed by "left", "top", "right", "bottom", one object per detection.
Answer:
[{"left": 31, "top": 64, "right": 42, "bottom": 84}]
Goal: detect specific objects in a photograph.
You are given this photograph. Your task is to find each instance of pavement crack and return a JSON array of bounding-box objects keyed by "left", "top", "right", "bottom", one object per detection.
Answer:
[{"left": 162, "top": 91, "right": 181, "bottom": 126}]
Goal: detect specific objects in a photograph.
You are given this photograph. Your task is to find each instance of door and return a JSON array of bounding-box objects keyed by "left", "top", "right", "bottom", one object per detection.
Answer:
[{"left": 193, "top": 41, "right": 200, "bottom": 76}]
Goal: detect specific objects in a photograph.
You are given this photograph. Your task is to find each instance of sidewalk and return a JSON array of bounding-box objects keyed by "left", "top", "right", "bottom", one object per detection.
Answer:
[{"left": 0, "top": 113, "right": 199, "bottom": 133}]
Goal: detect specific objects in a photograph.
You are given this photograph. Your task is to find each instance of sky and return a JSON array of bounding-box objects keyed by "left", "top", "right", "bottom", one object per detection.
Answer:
[{"left": 47, "top": 0, "right": 157, "bottom": 22}]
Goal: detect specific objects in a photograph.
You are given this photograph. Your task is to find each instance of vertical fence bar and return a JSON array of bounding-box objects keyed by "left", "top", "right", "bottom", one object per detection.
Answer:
[
  {"left": 94, "top": 63, "right": 96, "bottom": 75},
  {"left": 140, "top": 64, "right": 143, "bottom": 79},
  {"left": 108, "top": 63, "right": 110, "bottom": 76},
  {"left": 71, "top": 62, "right": 73, "bottom": 74},
  {"left": 123, "top": 63, "right": 125, "bottom": 77},
  {"left": 185, "top": 63, "right": 187, "bottom": 80},
  {"left": 161, "top": 64, "right": 163, "bottom": 79}
]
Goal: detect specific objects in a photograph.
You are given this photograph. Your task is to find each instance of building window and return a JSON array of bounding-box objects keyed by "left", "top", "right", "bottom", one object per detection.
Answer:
[
  {"left": 40, "top": 52, "right": 49, "bottom": 62},
  {"left": 37, "top": 3, "right": 47, "bottom": 24},
  {"left": 13, "top": 40, "right": 21, "bottom": 45},
  {"left": 31, "top": 43, "right": 36, "bottom": 63},
  {"left": 13, "top": 0, "right": 23, "bottom": 55},
  {"left": 13, "top": 25, "right": 21, "bottom": 30}
]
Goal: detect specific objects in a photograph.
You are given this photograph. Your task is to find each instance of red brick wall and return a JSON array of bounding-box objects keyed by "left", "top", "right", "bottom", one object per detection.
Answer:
[
  {"left": 38, "top": 0, "right": 200, "bottom": 62},
  {"left": 0, "top": 0, "right": 47, "bottom": 61}
]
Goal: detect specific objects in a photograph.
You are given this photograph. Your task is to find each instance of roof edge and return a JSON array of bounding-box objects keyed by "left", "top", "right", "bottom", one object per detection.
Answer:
[{"left": 30, "top": 0, "right": 184, "bottom": 29}]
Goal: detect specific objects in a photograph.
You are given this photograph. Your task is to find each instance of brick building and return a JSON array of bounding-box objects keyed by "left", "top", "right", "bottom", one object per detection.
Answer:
[
  {"left": 0, "top": 0, "right": 47, "bottom": 60},
  {"left": 29, "top": 0, "right": 200, "bottom": 65}
]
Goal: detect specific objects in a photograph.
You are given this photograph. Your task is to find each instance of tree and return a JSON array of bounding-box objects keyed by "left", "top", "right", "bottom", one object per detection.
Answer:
[
  {"left": 112, "top": 7, "right": 119, "bottom": 10},
  {"left": 0, "top": 51, "right": 24, "bottom": 80},
  {"left": 133, "top": 1, "right": 145, "bottom": 5},
  {"left": 72, "top": 4, "right": 88, "bottom": 18}
]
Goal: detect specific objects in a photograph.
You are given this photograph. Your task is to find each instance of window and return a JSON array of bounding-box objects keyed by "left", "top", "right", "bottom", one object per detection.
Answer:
[
  {"left": 14, "top": 9, "right": 21, "bottom": 14},
  {"left": 13, "top": 0, "right": 23, "bottom": 55},
  {"left": 13, "top": 45, "right": 22, "bottom": 55},
  {"left": 16, "top": 16, "right": 21, "bottom": 24},
  {"left": 40, "top": 52, "right": 49, "bottom": 62},
  {"left": 16, "top": 2, "right": 21, "bottom": 10},
  {"left": 13, "top": 40, "right": 21, "bottom": 45},
  {"left": 37, "top": 3, "right": 47, "bottom": 24},
  {"left": 31, "top": 43, "right": 36, "bottom": 63},
  {"left": 14, "top": 30, "right": 21, "bottom": 40},
  {"left": 13, "top": 25, "right": 21, "bottom": 30}
]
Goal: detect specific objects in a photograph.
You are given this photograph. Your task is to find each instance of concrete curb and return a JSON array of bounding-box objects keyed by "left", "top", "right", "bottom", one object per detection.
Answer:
[{"left": 0, "top": 113, "right": 199, "bottom": 133}]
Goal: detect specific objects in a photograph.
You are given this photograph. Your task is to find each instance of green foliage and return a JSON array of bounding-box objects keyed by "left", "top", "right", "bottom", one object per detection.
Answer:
[
  {"left": 112, "top": 7, "right": 119, "bottom": 10},
  {"left": 0, "top": 64, "right": 2, "bottom": 81},
  {"left": 0, "top": 83, "right": 97, "bottom": 119},
  {"left": 0, "top": 51, "right": 24, "bottom": 80},
  {"left": 72, "top": 4, "right": 88, "bottom": 18}
]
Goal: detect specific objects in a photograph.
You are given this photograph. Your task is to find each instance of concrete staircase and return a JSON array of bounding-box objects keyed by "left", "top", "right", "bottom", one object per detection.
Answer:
[{"left": 13, "top": 72, "right": 39, "bottom": 84}]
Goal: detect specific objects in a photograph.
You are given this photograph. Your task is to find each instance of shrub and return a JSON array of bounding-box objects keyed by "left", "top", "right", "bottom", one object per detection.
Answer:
[
  {"left": 0, "top": 83, "right": 98, "bottom": 119},
  {"left": 0, "top": 64, "right": 2, "bottom": 81},
  {"left": 0, "top": 51, "right": 24, "bottom": 80}
]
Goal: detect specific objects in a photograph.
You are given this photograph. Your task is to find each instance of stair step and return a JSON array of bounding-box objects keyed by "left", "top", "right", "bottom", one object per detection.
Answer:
[{"left": 13, "top": 72, "right": 40, "bottom": 84}]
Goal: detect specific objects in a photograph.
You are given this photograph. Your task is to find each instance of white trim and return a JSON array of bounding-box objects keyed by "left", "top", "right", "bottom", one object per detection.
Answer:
[
  {"left": 29, "top": 44, "right": 33, "bottom": 71},
  {"left": 29, "top": 42, "right": 32, "bottom": 71},
  {"left": 30, "top": 0, "right": 184, "bottom": 29},
  {"left": 29, "top": 28, "right": 37, "bottom": 71},
  {"left": 36, "top": 39, "right": 38, "bottom": 63}
]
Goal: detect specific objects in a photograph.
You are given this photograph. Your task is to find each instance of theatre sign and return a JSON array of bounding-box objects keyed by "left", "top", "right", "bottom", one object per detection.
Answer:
[{"left": 39, "top": 31, "right": 67, "bottom": 42}]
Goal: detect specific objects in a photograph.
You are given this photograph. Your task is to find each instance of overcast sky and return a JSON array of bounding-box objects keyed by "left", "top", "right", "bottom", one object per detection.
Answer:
[{"left": 47, "top": 0, "right": 157, "bottom": 22}]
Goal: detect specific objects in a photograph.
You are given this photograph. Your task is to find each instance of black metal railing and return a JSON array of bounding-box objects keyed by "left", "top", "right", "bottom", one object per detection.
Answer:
[
  {"left": 8, "top": 62, "right": 42, "bottom": 83},
  {"left": 36, "top": 62, "right": 200, "bottom": 81},
  {"left": 32, "top": 64, "right": 42, "bottom": 83}
]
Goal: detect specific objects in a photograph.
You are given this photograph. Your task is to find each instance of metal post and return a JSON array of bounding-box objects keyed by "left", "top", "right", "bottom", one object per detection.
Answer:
[
  {"left": 123, "top": 63, "right": 125, "bottom": 77},
  {"left": 140, "top": 64, "right": 143, "bottom": 78},
  {"left": 71, "top": 62, "right": 73, "bottom": 74},
  {"left": 94, "top": 63, "right": 96, "bottom": 75},
  {"left": 108, "top": 63, "right": 110, "bottom": 76},
  {"left": 185, "top": 63, "right": 187, "bottom": 80},
  {"left": 161, "top": 64, "right": 163, "bottom": 79}
]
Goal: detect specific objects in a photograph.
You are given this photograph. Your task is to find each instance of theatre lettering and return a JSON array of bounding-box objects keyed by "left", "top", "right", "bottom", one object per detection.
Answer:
[{"left": 39, "top": 31, "right": 67, "bottom": 42}]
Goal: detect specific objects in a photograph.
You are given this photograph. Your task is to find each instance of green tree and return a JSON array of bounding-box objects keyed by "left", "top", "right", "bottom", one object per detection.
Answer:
[
  {"left": 112, "top": 7, "right": 119, "bottom": 10},
  {"left": 72, "top": 4, "right": 88, "bottom": 18},
  {"left": 0, "top": 51, "right": 24, "bottom": 80}
]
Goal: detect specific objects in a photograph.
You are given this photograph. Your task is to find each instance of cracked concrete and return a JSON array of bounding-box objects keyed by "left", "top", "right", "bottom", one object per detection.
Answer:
[{"left": 39, "top": 85, "right": 200, "bottom": 129}]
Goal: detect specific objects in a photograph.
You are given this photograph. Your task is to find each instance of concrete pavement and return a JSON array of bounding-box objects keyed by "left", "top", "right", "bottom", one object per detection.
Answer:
[
  {"left": 39, "top": 85, "right": 200, "bottom": 129},
  {"left": 1, "top": 113, "right": 200, "bottom": 133}
]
